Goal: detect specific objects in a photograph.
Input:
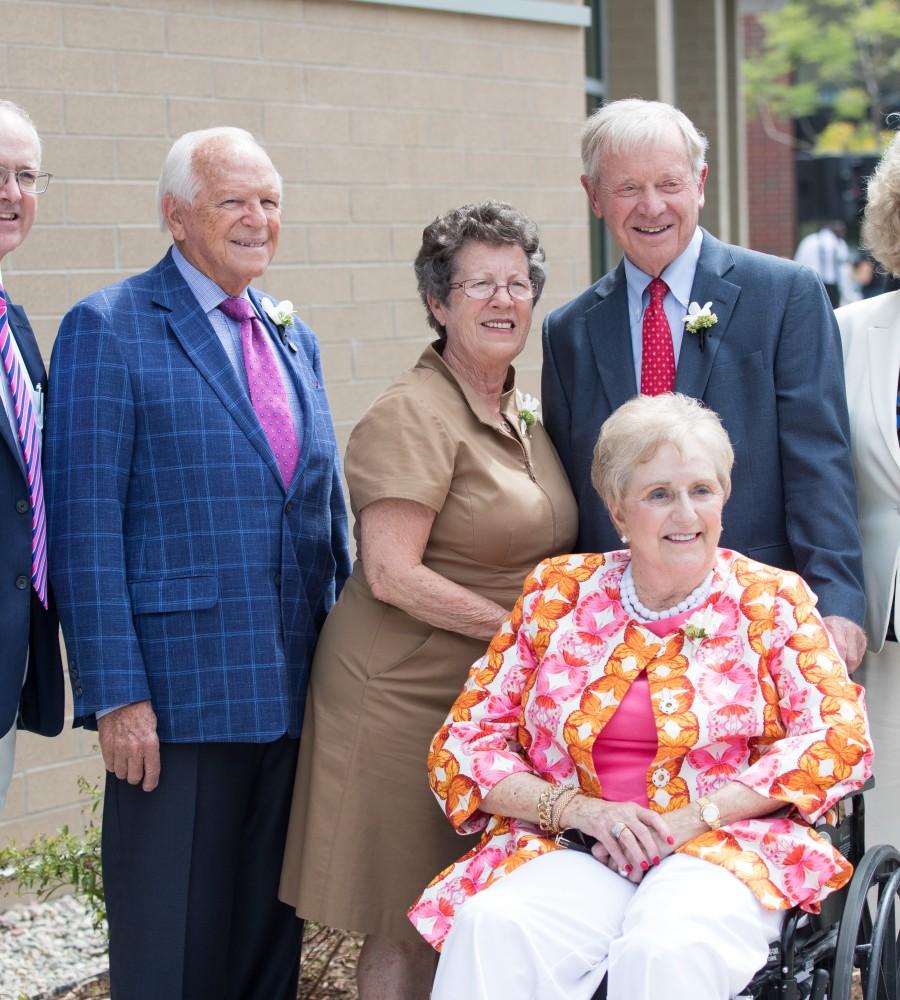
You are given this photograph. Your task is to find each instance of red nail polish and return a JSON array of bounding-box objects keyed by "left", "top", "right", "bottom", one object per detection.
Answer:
[
  {"left": 666, "top": 835, "right": 675, "bottom": 845},
  {"left": 652, "top": 855, "right": 660, "bottom": 866},
  {"left": 640, "top": 860, "right": 649, "bottom": 871},
  {"left": 625, "top": 864, "right": 633, "bottom": 873}
]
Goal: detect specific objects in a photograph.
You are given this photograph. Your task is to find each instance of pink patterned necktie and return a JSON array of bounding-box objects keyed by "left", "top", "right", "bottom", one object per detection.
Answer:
[
  {"left": 640, "top": 277, "right": 675, "bottom": 396},
  {"left": 218, "top": 296, "right": 299, "bottom": 487},
  {"left": 0, "top": 291, "right": 47, "bottom": 607}
]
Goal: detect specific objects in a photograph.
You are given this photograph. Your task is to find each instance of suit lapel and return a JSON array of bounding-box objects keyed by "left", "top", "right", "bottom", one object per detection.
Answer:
[
  {"left": 152, "top": 255, "right": 285, "bottom": 489},
  {"left": 675, "top": 231, "right": 741, "bottom": 399},
  {"left": 585, "top": 262, "right": 638, "bottom": 410},
  {"left": 866, "top": 318, "right": 900, "bottom": 473}
]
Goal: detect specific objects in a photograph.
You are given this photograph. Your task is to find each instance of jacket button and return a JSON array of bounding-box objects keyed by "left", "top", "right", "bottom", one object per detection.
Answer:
[
  {"left": 274, "top": 573, "right": 282, "bottom": 589},
  {"left": 15, "top": 575, "right": 28, "bottom": 590},
  {"left": 16, "top": 499, "right": 29, "bottom": 514},
  {"left": 285, "top": 501, "right": 294, "bottom": 514}
]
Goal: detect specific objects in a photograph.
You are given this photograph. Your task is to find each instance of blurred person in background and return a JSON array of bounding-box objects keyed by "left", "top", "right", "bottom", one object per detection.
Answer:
[{"left": 794, "top": 220, "right": 856, "bottom": 307}]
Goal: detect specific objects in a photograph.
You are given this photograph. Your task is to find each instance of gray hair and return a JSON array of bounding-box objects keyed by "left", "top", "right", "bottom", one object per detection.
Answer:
[
  {"left": 862, "top": 130, "right": 900, "bottom": 277},
  {"left": 157, "top": 127, "right": 282, "bottom": 230},
  {"left": 414, "top": 201, "right": 547, "bottom": 339},
  {"left": 0, "top": 100, "right": 41, "bottom": 164},
  {"left": 592, "top": 393, "right": 733, "bottom": 511},
  {"left": 581, "top": 99, "right": 708, "bottom": 184}
]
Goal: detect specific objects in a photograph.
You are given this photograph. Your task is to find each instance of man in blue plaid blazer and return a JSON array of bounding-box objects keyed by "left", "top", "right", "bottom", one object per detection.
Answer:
[{"left": 45, "top": 127, "right": 350, "bottom": 1000}]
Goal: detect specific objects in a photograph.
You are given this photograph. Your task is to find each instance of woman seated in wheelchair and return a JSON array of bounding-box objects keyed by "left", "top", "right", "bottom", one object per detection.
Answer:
[{"left": 409, "top": 393, "right": 873, "bottom": 1000}]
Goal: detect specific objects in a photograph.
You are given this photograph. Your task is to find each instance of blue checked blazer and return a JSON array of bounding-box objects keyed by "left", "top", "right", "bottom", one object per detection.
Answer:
[{"left": 45, "top": 250, "right": 350, "bottom": 742}]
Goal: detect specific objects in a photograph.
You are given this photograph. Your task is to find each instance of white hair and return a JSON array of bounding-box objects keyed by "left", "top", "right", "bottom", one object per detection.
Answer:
[
  {"left": 156, "top": 126, "right": 282, "bottom": 229},
  {"left": 581, "top": 99, "right": 708, "bottom": 183},
  {"left": 0, "top": 100, "right": 42, "bottom": 164}
]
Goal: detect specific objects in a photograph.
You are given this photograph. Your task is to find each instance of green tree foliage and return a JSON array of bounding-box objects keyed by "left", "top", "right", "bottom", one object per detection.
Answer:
[{"left": 744, "top": 0, "right": 900, "bottom": 151}]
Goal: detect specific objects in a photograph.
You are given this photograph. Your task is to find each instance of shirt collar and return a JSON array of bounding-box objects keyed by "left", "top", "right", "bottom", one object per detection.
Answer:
[
  {"left": 623, "top": 226, "right": 703, "bottom": 307},
  {"left": 171, "top": 244, "right": 252, "bottom": 314}
]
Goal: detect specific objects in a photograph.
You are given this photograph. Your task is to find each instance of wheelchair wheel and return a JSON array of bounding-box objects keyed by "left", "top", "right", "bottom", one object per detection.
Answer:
[{"left": 831, "top": 844, "right": 900, "bottom": 1000}]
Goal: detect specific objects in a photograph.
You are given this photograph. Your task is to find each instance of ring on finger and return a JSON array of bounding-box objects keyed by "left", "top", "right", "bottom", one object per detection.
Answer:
[
  {"left": 617, "top": 868, "right": 629, "bottom": 877},
  {"left": 611, "top": 820, "right": 627, "bottom": 841}
]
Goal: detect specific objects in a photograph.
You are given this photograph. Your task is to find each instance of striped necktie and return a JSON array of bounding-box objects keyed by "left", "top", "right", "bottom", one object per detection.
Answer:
[{"left": 0, "top": 292, "right": 48, "bottom": 608}]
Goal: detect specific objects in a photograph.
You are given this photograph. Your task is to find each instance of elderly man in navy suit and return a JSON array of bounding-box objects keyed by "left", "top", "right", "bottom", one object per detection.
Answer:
[
  {"left": 0, "top": 101, "right": 63, "bottom": 816},
  {"left": 542, "top": 99, "right": 867, "bottom": 670},
  {"left": 45, "top": 127, "right": 350, "bottom": 1000}
]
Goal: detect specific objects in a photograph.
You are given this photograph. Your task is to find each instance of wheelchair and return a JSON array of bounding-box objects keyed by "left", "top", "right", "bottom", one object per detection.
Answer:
[{"left": 591, "top": 780, "right": 900, "bottom": 1000}]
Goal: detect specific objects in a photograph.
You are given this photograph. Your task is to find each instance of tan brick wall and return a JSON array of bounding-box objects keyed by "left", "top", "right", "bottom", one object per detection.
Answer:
[{"left": 0, "top": 0, "right": 590, "bottom": 861}]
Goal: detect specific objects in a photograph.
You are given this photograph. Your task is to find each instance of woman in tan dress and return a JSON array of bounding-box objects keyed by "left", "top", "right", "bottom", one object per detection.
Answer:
[{"left": 279, "top": 201, "right": 578, "bottom": 999}]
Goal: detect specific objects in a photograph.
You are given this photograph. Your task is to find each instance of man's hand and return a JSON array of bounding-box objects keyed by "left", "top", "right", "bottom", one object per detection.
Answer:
[
  {"left": 97, "top": 700, "right": 161, "bottom": 792},
  {"left": 822, "top": 615, "right": 867, "bottom": 674}
]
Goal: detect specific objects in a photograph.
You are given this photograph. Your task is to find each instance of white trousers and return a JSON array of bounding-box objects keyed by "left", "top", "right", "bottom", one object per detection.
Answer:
[
  {"left": 431, "top": 849, "right": 784, "bottom": 1000},
  {"left": 0, "top": 721, "right": 16, "bottom": 816}
]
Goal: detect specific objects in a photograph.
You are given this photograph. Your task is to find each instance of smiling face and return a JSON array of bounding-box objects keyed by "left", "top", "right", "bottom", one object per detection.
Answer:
[
  {"left": 0, "top": 110, "right": 40, "bottom": 261},
  {"left": 581, "top": 125, "right": 707, "bottom": 278},
  {"left": 427, "top": 241, "right": 533, "bottom": 379},
  {"left": 609, "top": 441, "right": 724, "bottom": 609},
  {"left": 162, "top": 137, "right": 281, "bottom": 296}
]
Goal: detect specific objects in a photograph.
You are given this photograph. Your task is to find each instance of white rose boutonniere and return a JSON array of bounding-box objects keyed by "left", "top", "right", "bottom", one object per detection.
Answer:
[
  {"left": 682, "top": 301, "right": 718, "bottom": 351},
  {"left": 516, "top": 391, "right": 542, "bottom": 436},
  {"left": 261, "top": 297, "right": 295, "bottom": 330},
  {"left": 682, "top": 605, "right": 724, "bottom": 642}
]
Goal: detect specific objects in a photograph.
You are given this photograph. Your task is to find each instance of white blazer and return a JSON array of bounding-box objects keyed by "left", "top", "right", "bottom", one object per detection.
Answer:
[{"left": 837, "top": 290, "right": 900, "bottom": 651}]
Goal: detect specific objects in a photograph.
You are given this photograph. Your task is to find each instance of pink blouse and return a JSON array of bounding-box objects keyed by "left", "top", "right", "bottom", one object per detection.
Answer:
[{"left": 591, "top": 607, "right": 697, "bottom": 807}]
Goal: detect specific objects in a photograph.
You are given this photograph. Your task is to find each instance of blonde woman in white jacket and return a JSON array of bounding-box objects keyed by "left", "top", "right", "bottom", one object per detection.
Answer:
[{"left": 836, "top": 128, "right": 900, "bottom": 847}]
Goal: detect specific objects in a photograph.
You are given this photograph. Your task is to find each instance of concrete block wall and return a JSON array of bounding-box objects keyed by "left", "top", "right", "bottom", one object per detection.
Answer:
[{"left": 0, "top": 0, "right": 591, "bottom": 857}]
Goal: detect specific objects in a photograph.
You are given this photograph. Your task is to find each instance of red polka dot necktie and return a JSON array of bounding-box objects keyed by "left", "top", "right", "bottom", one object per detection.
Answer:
[
  {"left": 218, "top": 296, "right": 299, "bottom": 488},
  {"left": 0, "top": 290, "right": 47, "bottom": 607},
  {"left": 640, "top": 277, "right": 675, "bottom": 396}
]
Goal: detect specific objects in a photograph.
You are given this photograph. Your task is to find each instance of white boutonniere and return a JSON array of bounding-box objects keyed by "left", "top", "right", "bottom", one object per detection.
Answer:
[
  {"left": 261, "top": 297, "right": 295, "bottom": 330},
  {"left": 516, "top": 391, "right": 542, "bottom": 436},
  {"left": 682, "top": 301, "right": 718, "bottom": 351},
  {"left": 682, "top": 605, "right": 723, "bottom": 641}
]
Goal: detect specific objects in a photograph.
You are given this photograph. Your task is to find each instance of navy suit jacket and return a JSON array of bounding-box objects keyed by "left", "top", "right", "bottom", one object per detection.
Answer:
[
  {"left": 45, "top": 250, "right": 351, "bottom": 742},
  {"left": 0, "top": 299, "right": 64, "bottom": 737},
  {"left": 542, "top": 229, "right": 866, "bottom": 624}
]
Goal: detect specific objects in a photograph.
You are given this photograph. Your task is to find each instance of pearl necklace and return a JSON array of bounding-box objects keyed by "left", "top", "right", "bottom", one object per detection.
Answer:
[{"left": 619, "top": 563, "right": 714, "bottom": 622}]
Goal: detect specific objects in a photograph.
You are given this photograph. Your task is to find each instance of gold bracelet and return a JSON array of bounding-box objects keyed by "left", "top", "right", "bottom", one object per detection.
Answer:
[
  {"left": 550, "top": 786, "right": 581, "bottom": 835},
  {"left": 538, "top": 784, "right": 567, "bottom": 832}
]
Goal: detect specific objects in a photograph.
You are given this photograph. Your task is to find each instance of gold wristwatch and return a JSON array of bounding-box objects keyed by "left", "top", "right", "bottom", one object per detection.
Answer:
[{"left": 696, "top": 796, "right": 722, "bottom": 830}]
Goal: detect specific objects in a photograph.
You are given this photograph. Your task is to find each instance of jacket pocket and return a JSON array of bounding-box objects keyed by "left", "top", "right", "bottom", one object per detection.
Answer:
[{"left": 128, "top": 575, "right": 219, "bottom": 614}]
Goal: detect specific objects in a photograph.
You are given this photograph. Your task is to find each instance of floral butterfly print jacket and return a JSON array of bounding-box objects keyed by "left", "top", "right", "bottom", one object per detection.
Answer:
[{"left": 409, "top": 549, "right": 872, "bottom": 950}]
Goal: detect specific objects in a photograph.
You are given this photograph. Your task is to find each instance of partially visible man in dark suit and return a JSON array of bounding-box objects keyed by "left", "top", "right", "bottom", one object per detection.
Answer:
[
  {"left": 542, "top": 98, "right": 867, "bottom": 670},
  {"left": 0, "top": 100, "right": 63, "bottom": 816},
  {"left": 45, "top": 127, "right": 351, "bottom": 999}
]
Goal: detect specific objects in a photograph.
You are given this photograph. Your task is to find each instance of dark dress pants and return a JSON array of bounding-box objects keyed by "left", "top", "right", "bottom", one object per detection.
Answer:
[{"left": 102, "top": 736, "right": 303, "bottom": 1000}]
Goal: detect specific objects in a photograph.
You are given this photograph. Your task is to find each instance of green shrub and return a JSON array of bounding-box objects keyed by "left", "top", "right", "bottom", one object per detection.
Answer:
[{"left": 0, "top": 777, "right": 105, "bottom": 930}]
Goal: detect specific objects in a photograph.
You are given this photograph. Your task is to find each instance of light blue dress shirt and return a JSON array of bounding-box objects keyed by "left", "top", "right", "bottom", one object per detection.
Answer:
[{"left": 623, "top": 227, "right": 704, "bottom": 390}]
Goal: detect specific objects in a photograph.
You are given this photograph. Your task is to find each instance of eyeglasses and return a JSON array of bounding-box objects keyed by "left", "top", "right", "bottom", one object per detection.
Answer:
[
  {"left": 0, "top": 167, "right": 52, "bottom": 195},
  {"left": 448, "top": 278, "right": 536, "bottom": 301}
]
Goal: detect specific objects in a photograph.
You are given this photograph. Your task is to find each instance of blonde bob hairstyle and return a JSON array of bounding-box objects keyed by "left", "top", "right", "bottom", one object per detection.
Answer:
[
  {"left": 592, "top": 393, "right": 734, "bottom": 512},
  {"left": 862, "top": 130, "right": 900, "bottom": 278}
]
